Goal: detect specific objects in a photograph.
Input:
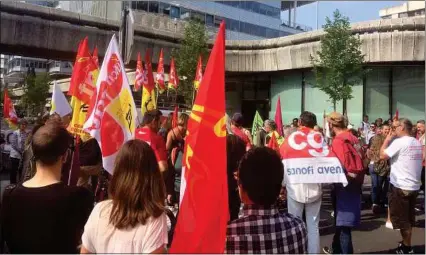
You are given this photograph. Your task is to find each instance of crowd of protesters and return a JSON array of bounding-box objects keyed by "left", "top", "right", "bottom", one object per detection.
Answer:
[{"left": 0, "top": 109, "right": 424, "bottom": 254}]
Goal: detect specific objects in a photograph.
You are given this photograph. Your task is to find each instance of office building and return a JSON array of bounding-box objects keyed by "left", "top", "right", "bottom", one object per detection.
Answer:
[{"left": 380, "top": 1, "right": 425, "bottom": 19}]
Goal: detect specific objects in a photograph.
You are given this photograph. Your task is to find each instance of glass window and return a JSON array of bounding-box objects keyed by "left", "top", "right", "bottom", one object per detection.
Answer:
[
  {"left": 365, "top": 67, "right": 390, "bottom": 123},
  {"left": 181, "top": 8, "right": 190, "bottom": 19},
  {"left": 214, "top": 16, "right": 223, "bottom": 27},
  {"left": 206, "top": 14, "right": 214, "bottom": 26},
  {"left": 346, "top": 80, "right": 363, "bottom": 127},
  {"left": 159, "top": 2, "right": 170, "bottom": 16},
  {"left": 271, "top": 71, "right": 302, "bottom": 124},
  {"left": 170, "top": 5, "right": 180, "bottom": 19},
  {"left": 304, "top": 72, "right": 343, "bottom": 123},
  {"left": 136, "top": 1, "right": 148, "bottom": 12},
  {"left": 392, "top": 66, "right": 425, "bottom": 123},
  {"left": 191, "top": 11, "right": 205, "bottom": 23},
  {"left": 148, "top": 1, "right": 158, "bottom": 13},
  {"left": 243, "top": 82, "right": 255, "bottom": 100},
  {"left": 131, "top": 1, "right": 137, "bottom": 10}
]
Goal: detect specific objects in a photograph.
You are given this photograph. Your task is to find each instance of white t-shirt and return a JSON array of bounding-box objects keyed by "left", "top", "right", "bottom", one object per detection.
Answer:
[
  {"left": 82, "top": 200, "right": 168, "bottom": 253},
  {"left": 385, "top": 136, "right": 423, "bottom": 191}
]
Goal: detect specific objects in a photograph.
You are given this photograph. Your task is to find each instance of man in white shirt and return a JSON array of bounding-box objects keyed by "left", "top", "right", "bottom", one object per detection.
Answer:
[
  {"left": 358, "top": 115, "right": 370, "bottom": 144},
  {"left": 283, "top": 111, "right": 322, "bottom": 254},
  {"left": 380, "top": 118, "right": 423, "bottom": 254},
  {"left": 9, "top": 119, "right": 29, "bottom": 184}
]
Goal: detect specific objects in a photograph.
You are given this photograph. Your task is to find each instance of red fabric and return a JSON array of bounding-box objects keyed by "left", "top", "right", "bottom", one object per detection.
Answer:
[
  {"left": 168, "top": 58, "right": 179, "bottom": 89},
  {"left": 156, "top": 48, "right": 166, "bottom": 91},
  {"left": 3, "top": 90, "right": 18, "bottom": 127},
  {"left": 267, "top": 132, "right": 280, "bottom": 155},
  {"left": 170, "top": 22, "right": 228, "bottom": 254},
  {"left": 135, "top": 127, "right": 167, "bottom": 162},
  {"left": 231, "top": 126, "right": 252, "bottom": 150},
  {"left": 331, "top": 131, "right": 365, "bottom": 174},
  {"left": 393, "top": 109, "right": 399, "bottom": 121},
  {"left": 92, "top": 46, "right": 99, "bottom": 68},
  {"left": 275, "top": 97, "right": 284, "bottom": 137},
  {"left": 171, "top": 106, "right": 178, "bottom": 129},
  {"left": 144, "top": 49, "right": 155, "bottom": 93},
  {"left": 134, "top": 52, "right": 143, "bottom": 91}
]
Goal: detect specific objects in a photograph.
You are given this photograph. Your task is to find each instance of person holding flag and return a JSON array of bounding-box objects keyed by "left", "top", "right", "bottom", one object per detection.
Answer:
[
  {"left": 230, "top": 113, "right": 252, "bottom": 151},
  {"left": 265, "top": 120, "right": 284, "bottom": 147}
]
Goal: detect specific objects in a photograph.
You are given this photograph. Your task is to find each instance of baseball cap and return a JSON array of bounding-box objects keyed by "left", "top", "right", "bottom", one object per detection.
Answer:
[{"left": 327, "top": 112, "right": 347, "bottom": 128}]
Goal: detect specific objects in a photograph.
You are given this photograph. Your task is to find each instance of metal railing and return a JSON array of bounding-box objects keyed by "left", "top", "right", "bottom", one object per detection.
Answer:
[{"left": 281, "top": 20, "right": 313, "bottom": 32}]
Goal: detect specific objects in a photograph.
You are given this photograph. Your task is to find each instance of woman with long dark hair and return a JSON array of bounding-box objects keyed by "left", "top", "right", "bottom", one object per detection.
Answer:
[{"left": 81, "top": 140, "right": 167, "bottom": 253}]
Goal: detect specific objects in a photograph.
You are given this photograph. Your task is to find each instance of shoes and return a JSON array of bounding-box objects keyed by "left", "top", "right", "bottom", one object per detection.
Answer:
[
  {"left": 395, "top": 242, "right": 414, "bottom": 254},
  {"left": 323, "top": 246, "right": 333, "bottom": 254}
]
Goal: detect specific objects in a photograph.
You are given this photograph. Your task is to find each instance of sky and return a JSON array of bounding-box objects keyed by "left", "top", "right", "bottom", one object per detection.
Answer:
[{"left": 281, "top": 1, "right": 406, "bottom": 30}]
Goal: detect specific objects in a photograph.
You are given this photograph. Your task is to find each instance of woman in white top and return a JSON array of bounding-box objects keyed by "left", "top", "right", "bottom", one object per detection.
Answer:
[{"left": 81, "top": 140, "right": 168, "bottom": 254}]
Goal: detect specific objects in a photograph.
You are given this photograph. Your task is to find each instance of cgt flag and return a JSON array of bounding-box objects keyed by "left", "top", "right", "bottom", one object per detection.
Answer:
[
  {"left": 274, "top": 96, "right": 284, "bottom": 137},
  {"left": 3, "top": 90, "right": 18, "bottom": 130},
  {"left": 193, "top": 55, "right": 203, "bottom": 90},
  {"left": 168, "top": 57, "right": 178, "bottom": 90},
  {"left": 155, "top": 48, "right": 166, "bottom": 93},
  {"left": 50, "top": 81, "right": 72, "bottom": 117},
  {"left": 83, "top": 34, "right": 137, "bottom": 174},
  {"left": 141, "top": 49, "right": 156, "bottom": 115},
  {"left": 68, "top": 37, "right": 99, "bottom": 141},
  {"left": 170, "top": 22, "right": 227, "bottom": 254},
  {"left": 134, "top": 52, "right": 143, "bottom": 92}
]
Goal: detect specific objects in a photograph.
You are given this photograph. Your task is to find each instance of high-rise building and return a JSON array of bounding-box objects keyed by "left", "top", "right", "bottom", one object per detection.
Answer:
[
  {"left": 58, "top": 1, "right": 315, "bottom": 40},
  {"left": 380, "top": 1, "right": 425, "bottom": 19}
]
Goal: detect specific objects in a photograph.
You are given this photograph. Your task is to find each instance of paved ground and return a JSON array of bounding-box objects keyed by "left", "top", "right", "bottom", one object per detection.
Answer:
[{"left": 319, "top": 179, "right": 425, "bottom": 254}]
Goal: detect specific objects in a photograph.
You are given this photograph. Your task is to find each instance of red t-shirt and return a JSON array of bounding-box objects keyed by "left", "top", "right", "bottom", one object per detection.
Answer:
[{"left": 135, "top": 127, "right": 167, "bottom": 162}]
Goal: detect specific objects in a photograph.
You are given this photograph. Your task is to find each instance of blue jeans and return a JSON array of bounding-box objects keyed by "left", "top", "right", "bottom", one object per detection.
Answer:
[
  {"left": 369, "top": 164, "right": 389, "bottom": 206},
  {"left": 332, "top": 226, "right": 353, "bottom": 254}
]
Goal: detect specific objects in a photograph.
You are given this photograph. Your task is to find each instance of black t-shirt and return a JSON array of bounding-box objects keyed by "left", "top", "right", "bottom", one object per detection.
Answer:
[{"left": 0, "top": 183, "right": 93, "bottom": 254}]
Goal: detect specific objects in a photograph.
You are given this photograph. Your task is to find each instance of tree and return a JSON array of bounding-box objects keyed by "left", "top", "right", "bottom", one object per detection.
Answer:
[
  {"left": 21, "top": 72, "right": 51, "bottom": 116},
  {"left": 173, "top": 19, "right": 209, "bottom": 106},
  {"left": 310, "top": 9, "right": 367, "bottom": 111}
]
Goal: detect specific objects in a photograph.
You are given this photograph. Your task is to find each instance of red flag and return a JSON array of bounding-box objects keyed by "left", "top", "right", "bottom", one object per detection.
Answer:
[
  {"left": 141, "top": 49, "right": 156, "bottom": 115},
  {"left": 194, "top": 55, "right": 203, "bottom": 90},
  {"left": 393, "top": 109, "right": 399, "bottom": 121},
  {"left": 267, "top": 132, "right": 280, "bottom": 154},
  {"left": 275, "top": 96, "right": 284, "bottom": 136},
  {"left": 171, "top": 106, "right": 178, "bottom": 128},
  {"left": 168, "top": 57, "right": 179, "bottom": 90},
  {"left": 170, "top": 22, "right": 227, "bottom": 253},
  {"left": 134, "top": 52, "right": 143, "bottom": 92},
  {"left": 155, "top": 48, "right": 166, "bottom": 93},
  {"left": 92, "top": 46, "right": 99, "bottom": 68},
  {"left": 3, "top": 90, "right": 18, "bottom": 129}
]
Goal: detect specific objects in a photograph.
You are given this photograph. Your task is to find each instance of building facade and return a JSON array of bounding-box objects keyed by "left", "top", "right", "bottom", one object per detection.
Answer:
[
  {"left": 380, "top": 1, "right": 425, "bottom": 19},
  {"left": 58, "top": 1, "right": 314, "bottom": 40}
]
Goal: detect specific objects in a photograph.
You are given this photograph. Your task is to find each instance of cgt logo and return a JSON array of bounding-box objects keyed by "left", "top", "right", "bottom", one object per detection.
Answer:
[{"left": 287, "top": 131, "right": 329, "bottom": 157}]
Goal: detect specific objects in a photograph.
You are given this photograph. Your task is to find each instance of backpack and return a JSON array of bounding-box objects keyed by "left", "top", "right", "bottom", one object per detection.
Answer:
[{"left": 334, "top": 136, "right": 368, "bottom": 175}]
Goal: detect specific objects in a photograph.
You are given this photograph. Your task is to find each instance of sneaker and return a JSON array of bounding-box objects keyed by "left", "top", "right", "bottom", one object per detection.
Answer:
[
  {"left": 323, "top": 246, "right": 333, "bottom": 254},
  {"left": 395, "top": 242, "right": 413, "bottom": 254}
]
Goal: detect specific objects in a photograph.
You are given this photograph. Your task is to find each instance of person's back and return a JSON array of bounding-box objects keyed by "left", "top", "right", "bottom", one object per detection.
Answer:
[
  {"left": 1, "top": 183, "right": 92, "bottom": 253},
  {"left": 0, "top": 122, "right": 93, "bottom": 254},
  {"left": 81, "top": 140, "right": 168, "bottom": 254},
  {"left": 226, "top": 147, "right": 307, "bottom": 254}
]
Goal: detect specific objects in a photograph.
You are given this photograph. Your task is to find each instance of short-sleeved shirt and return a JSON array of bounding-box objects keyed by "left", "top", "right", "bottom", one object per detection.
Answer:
[
  {"left": 82, "top": 200, "right": 168, "bottom": 253},
  {"left": 0, "top": 183, "right": 93, "bottom": 254},
  {"left": 385, "top": 135, "right": 423, "bottom": 191},
  {"left": 226, "top": 205, "right": 307, "bottom": 254},
  {"left": 135, "top": 127, "right": 167, "bottom": 162}
]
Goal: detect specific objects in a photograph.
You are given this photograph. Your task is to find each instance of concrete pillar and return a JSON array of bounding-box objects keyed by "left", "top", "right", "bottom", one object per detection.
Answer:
[{"left": 293, "top": 0, "right": 297, "bottom": 28}]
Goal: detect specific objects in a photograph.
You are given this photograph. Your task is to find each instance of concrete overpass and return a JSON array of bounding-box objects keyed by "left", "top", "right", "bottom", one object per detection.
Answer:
[{"left": 1, "top": 1, "right": 424, "bottom": 71}]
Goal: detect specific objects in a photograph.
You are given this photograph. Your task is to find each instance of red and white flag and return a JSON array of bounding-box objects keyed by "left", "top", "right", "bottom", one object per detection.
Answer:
[
  {"left": 168, "top": 57, "right": 178, "bottom": 90},
  {"left": 3, "top": 90, "right": 18, "bottom": 130},
  {"left": 155, "top": 48, "right": 166, "bottom": 93},
  {"left": 134, "top": 52, "right": 144, "bottom": 91},
  {"left": 194, "top": 55, "right": 203, "bottom": 90},
  {"left": 83, "top": 34, "right": 137, "bottom": 174}
]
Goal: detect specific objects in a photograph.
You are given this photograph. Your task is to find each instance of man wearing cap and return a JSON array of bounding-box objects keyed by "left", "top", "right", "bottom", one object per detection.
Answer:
[
  {"left": 323, "top": 112, "right": 364, "bottom": 254},
  {"left": 230, "top": 113, "right": 252, "bottom": 151},
  {"left": 135, "top": 109, "right": 168, "bottom": 173},
  {"left": 9, "top": 119, "right": 29, "bottom": 184}
]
